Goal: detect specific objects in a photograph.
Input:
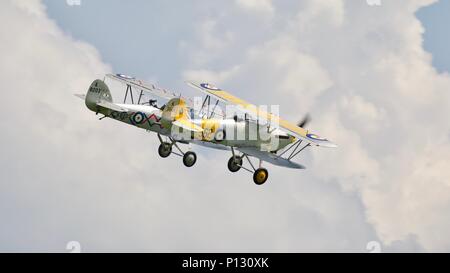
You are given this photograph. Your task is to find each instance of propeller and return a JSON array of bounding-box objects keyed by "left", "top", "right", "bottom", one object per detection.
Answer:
[{"left": 297, "top": 114, "right": 311, "bottom": 128}]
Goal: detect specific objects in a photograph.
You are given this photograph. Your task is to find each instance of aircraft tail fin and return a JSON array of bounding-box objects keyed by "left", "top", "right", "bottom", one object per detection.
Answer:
[{"left": 85, "top": 79, "right": 113, "bottom": 112}]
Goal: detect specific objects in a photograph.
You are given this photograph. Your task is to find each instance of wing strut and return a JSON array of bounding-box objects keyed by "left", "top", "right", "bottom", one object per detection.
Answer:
[
  {"left": 137, "top": 90, "right": 144, "bottom": 104},
  {"left": 277, "top": 140, "right": 311, "bottom": 161},
  {"left": 198, "top": 95, "right": 223, "bottom": 119},
  {"left": 123, "top": 84, "right": 136, "bottom": 104},
  {"left": 289, "top": 143, "right": 311, "bottom": 160}
]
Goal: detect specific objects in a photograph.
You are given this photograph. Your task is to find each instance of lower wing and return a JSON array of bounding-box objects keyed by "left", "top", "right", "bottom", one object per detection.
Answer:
[{"left": 237, "top": 147, "right": 306, "bottom": 169}]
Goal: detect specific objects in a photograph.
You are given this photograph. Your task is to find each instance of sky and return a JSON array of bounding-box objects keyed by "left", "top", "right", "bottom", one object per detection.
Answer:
[
  {"left": 0, "top": 0, "right": 449, "bottom": 252},
  {"left": 416, "top": 0, "right": 450, "bottom": 73}
]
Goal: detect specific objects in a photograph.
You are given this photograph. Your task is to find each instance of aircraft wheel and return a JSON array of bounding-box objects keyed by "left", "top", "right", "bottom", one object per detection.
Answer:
[
  {"left": 253, "top": 168, "right": 269, "bottom": 185},
  {"left": 183, "top": 151, "right": 197, "bottom": 167},
  {"left": 214, "top": 130, "right": 226, "bottom": 142},
  {"left": 227, "top": 156, "right": 243, "bottom": 173},
  {"left": 158, "top": 142, "right": 172, "bottom": 158}
]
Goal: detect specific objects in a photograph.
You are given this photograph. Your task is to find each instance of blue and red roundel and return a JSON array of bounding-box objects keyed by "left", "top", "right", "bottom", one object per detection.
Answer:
[
  {"left": 131, "top": 112, "right": 146, "bottom": 125},
  {"left": 200, "top": 83, "right": 221, "bottom": 91},
  {"left": 307, "top": 133, "right": 328, "bottom": 141},
  {"left": 117, "top": 74, "right": 135, "bottom": 80}
]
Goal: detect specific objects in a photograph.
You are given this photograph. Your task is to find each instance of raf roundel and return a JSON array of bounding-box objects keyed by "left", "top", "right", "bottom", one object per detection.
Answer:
[
  {"left": 200, "top": 83, "right": 221, "bottom": 91},
  {"left": 132, "top": 112, "right": 145, "bottom": 125},
  {"left": 117, "top": 74, "right": 135, "bottom": 80},
  {"left": 307, "top": 133, "right": 328, "bottom": 141}
]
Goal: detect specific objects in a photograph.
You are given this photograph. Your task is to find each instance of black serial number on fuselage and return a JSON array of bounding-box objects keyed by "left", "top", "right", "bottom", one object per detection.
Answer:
[{"left": 89, "top": 87, "right": 102, "bottom": 93}]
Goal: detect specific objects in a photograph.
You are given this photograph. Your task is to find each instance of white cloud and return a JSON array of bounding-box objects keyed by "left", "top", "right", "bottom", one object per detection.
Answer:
[
  {"left": 235, "top": 0, "right": 274, "bottom": 16},
  {"left": 183, "top": 65, "right": 240, "bottom": 85},
  {"left": 339, "top": 95, "right": 388, "bottom": 133},
  {"left": 182, "top": 0, "right": 450, "bottom": 251},
  {"left": 183, "top": 36, "right": 333, "bottom": 116},
  {"left": 179, "top": 19, "right": 235, "bottom": 67},
  {"left": 296, "top": 0, "right": 345, "bottom": 29}
]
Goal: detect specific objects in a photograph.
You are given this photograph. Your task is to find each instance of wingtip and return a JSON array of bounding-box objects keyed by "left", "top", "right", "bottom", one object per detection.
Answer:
[
  {"left": 185, "top": 81, "right": 198, "bottom": 87},
  {"left": 322, "top": 141, "right": 338, "bottom": 148}
]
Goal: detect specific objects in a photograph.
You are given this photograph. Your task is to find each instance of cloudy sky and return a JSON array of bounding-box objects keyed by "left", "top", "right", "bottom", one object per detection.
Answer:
[{"left": 0, "top": 0, "right": 449, "bottom": 252}]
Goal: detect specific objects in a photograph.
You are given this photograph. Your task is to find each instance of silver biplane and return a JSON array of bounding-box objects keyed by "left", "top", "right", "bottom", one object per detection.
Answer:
[{"left": 75, "top": 74, "right": 337, "bottom": 185}]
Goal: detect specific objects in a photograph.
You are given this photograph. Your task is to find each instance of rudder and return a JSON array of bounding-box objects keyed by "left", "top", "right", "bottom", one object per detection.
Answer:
[{"left": 85, "top": 79, "right": 112, "bottom": 112}]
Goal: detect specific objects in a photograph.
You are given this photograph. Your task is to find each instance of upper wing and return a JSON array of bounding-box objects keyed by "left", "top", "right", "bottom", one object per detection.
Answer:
[
  {"left": 107, "top": 74, "right": 193, "bottom": 103},
  {"left": 187, "top": 81, "right": 337, "bottom": 148}
]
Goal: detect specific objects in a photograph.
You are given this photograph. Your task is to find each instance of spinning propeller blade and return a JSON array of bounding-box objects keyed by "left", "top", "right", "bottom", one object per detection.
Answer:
[{"left": 297, "top": 114, "right": 311, "bottom": 128}]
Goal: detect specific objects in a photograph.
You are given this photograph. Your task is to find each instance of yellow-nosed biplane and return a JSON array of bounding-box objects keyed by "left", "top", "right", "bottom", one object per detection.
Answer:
[{"left": 75, "top": 74, "right": 336, "bottom": 185}]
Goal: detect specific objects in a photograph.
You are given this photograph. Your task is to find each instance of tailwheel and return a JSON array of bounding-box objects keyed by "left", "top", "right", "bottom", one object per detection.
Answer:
[
  {"left": 183, "top": 151, "right": 197, "bottom": 167},
  {"left": 158, "top": 142, "right": 172, "bottom": 158},
  {"left": 227, "top": 156, "right": 243, "bottom": 173},
  {"left": 253, "top": 168, "right": 269, "bottom": 185}
]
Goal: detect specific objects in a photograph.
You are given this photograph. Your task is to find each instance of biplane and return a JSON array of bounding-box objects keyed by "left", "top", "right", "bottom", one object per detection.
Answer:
[{"left": 75, "top": 74, "right": 336, "bottom": 185}]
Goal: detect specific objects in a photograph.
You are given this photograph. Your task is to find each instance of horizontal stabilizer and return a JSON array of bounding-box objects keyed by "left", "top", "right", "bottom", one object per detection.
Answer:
[{"left": 74, "top": 94, "right": 86, "bottom": 100}]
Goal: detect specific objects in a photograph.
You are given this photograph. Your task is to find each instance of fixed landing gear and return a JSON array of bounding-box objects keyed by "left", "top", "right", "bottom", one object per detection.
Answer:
[
  {"left": 158, "top": 142, "right": 172, "bottom": 158},
  {"left": 228, "top": 148, "right": 269, "bottom": 185},
  {"left": 157, "top": 135, "right": 197, "bottom": 167},
  {"left": 183, "top": 151, "right": 197, "bottom": 167},
  {"left": 253, "top": 168, "right": 269, "bottom": 185},
  {"left": 227, "top": 156, "right": 243, "bottom": 173}
]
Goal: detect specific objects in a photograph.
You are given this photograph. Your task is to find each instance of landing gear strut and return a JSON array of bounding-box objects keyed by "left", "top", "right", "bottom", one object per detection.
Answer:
[
  {"left": 228, "top": 148, "right": 269, "bottom": 185},
  {"left": 157, "top": 134, "right": 197, "bottom": 167}
]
